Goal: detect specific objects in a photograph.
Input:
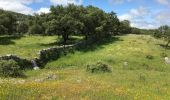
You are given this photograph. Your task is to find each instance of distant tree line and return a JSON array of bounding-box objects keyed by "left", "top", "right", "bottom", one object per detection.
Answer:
[
  {"left": 0, "top": 9, "right": 17, "bottom": 34},
  {"left": 154, "top": 25, "right": 170, "bottom": 47}
]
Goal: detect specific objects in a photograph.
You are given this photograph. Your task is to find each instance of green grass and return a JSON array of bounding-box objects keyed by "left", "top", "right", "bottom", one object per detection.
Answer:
[
  {"left": 0, "top": 34, "right": 170, "bottom": 99},
  {"left": 0, "top": 35, "right": 57, "bottom": 59},
  {"left": 0, "top": 35, "right": 82, "bottom": 59},
  {"left": 46, "top": 34, "right": 170, "bottom": 71}
]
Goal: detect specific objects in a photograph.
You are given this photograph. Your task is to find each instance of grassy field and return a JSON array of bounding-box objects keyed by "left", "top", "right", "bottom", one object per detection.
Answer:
[
  {"left": 0, "top": 34, "right": 170, "bottom": 99},
  {"left": 0, "top": 35, "right": 57, "bottom": 59},
  {"left": 46, "top": 34, "right": 170, "bottom": 71},
  {"left": 0, "top": 35, "right": 82, "bottom": 59}
]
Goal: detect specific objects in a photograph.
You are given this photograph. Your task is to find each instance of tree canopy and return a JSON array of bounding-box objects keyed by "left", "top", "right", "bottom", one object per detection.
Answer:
[{"left": 153, "top": 25, "right": 170, "bottom": 47}]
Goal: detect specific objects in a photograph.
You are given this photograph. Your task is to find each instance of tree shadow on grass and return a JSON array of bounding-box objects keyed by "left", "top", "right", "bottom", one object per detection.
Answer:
[
  {"left": 157, "top": 44, "right": 170, "bottom": 50},
  {"left": 38, "top": 36, "right": 122, "bottom": 68},
  {"left": 76, "top": 36, "right": 123, "bottom": 52},
  {"left": 0, "top": 35, "right": 22, "bottom": 45},
  {"left": 39, "top": 41, "right": 59, "bottom": 47},
  {"left": 40, "top": 36, "right": 123, "bottom": 53},
  {"left": 40, "top": 37, "right": 83, "bottom": 47}
]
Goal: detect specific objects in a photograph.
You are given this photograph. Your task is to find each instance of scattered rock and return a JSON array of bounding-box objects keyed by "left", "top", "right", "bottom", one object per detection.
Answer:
[
  {"left": 33, "top": 67, "right": 40, "bottom": 70},
  {"left": 165, "top": 57, "right": 170, "bottom": 64},
  {"left": 77, "top": 79, "right": 81, "bottom": 83},
  {"left": 17, "top": 80, "right": 26, "bottom": 84},
  {"left": 34, "top": 78, "right": 44, "bottom": 82},
  {"left": 34, "top": 74, "right": 58, "bottom": 82},
  {"left": 46, "top": 74, "right": 57, "bottom": 80},
  {"left": 123, "top": 62, "right": 128, "bottom": 66}
]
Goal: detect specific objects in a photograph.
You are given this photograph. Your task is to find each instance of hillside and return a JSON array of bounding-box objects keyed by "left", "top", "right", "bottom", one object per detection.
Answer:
[
  {"left": 0, "top": 9, "right": 30, "bottom": 21},
  {"left": 0, "top": 34, "right": 170, "bottom": 99}
]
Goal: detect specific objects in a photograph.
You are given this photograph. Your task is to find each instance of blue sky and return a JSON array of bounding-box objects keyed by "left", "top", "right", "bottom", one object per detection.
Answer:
[{"left": 0, "top": 0, "right": 170, "bottom": 29}]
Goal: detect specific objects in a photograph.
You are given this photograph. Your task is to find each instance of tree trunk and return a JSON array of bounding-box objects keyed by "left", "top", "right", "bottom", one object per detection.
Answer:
[
  {"left": 166, "top": 40, "right": 170, "bottom": 47},
  {"left": 85, "top": 35, "right": 88, "bottom": 41},
  {"left": 62, "top": 33, "right": 69, "bottom": 47}
]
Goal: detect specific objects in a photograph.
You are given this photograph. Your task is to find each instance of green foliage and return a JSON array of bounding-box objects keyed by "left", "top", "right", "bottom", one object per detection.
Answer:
[
  {"left": 48, "top": 4, "right": 121, "bottom": 44},
  {"left": 0, "top": 25, "right": 8, "bottom": 34},
  {"left": 131, "top": 27, "right": 141, "bottom": 34},
  {"left": 28, "top": 24, "right": 44, "bottom": 34},
  {"left": 119, "top": 20, "right": 131, "bottom": 34},
  {"left": 0, "top": 10, "right": 17, "bottom": 34},
  {"left": 17, "top": 22, "right": 28, "bottom": 34},
  {"left": 145, "top": 54, "right": 154, "bottom": 60},
  {"left": 87, "top": 62, "right": 112, "bottom": 73},
  {"left": 153, "top": 29, "right": 162, "bottom": 38},
  {"left": 140, "top": 29, "right": 155, "bottom": 35},
  {"left": 0, "top": 60, "right": 24, "bottom": 77},
  {"left": 0, "top": 4, "right": 127, "bottom": 45},
  {"left": 155, "top": 25, "right": 170, "bottom": 47},
  {"left": 160, "top": 52, "right": 168, "bottom": 58},
  {"left": 54, "top": 14, "right": 84, "bottom": 44},
  {"left": 45, "top": 19, "right": 58, "bottom": 35}
]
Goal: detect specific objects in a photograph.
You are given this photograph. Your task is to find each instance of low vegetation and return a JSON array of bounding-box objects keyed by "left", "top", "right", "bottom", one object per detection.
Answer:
[
  {"left": 86, "top": 61, "right": 112, "bottom": 73},
  {"left": 0, "top": 60, "right": 24, "bottom": 77}
]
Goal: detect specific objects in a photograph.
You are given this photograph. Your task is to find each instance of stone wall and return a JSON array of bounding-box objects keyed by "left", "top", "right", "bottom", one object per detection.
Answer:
[{"left": 36, "top": 45, "right": 75, "bottom": 67}]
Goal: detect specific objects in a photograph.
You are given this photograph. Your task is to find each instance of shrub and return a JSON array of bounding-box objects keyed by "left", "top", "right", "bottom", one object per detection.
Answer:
[
  {"left": 28, "top": 24, "right": 44, "bottom": 34},
  {"left": 142, "top": 63, "right": 152, "bottom": 70},
  {"left": 138, "top": 74, "right": 147, "bottom": 82},
  {"left": 0, "top": 25, "right": 8, "bottom": 34},
  {"left": 145, "top": 54, "right": 154, "bottom": 60},
  {"left": 160, "top": 52, "right": 168, "bottom": 58},
  {"left": 86, "top": 62, "right": 112, "bottom": 73},
  {"left": 0, "top": 60, "right": 24, "bottom": 77}
]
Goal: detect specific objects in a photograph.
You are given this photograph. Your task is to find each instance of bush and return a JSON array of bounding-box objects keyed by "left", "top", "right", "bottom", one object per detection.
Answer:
[
  {"left": 28, "top": 24, "right": 44, "bottom": 34},
  {"left": 145, "top": 54, "right": 154, "bottom": 60},
  {"left": 0, "top": 60, "right": 24, "bottom": 77},
  {"left": 160, "top": 52, "right": 168, "bottom": 58},
  {"left": 86, "top": 62, "right": 112, "bottom": 73},
  {"left": 0, "top": 25, "right": 8, "bottom": 34},
  {"left": 138, "top": 74, "right": 147, "bottom": 82},
  {"left": 17, "top": 22, "right": 28, "bottom": 34},
  {"left": 142, "top": 63, "right": 152, "bottom": 70}
]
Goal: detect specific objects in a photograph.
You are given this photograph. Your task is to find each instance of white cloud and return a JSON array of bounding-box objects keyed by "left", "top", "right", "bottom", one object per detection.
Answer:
[
  {"left": 155, "top": 10, "right": 170, "bottom": 26},
  {"left": 131, "top": 20, "right": 158, "bottom": 29},
  {"left": 118, "top": 7, "right": 158, "bottom": 29},
  {"left": 0, "top": 0, "right": 44, "bottom": 14},
  {"left": 50, "top": 0, "right": 83, "bottom": 6},
  {"left": 119, "top": 6, "right": 170, "bottom": 29},
  {"left": 119, "top": 14, "right": 133, "bottom": 21},
  {"left": 0, "top": 0, "right": 83, "bottom": 14},
  {"left": 109, "top": 0, "right": 124, "bottom": 4},
  {"left": 37, "top": 7, "right": 50, "bottom": 14},
  {"left": 118, "top": 6, "right": 149, "bottom": 21},
  {"left": 108, "top": 0, "right": 133, "bottom": 4},
  {"left": 156, "top": 0, "right": 170, "bottom": 6},
  {"left": 0, "top": 1, "right": 34, "bottom": 14},
  {"left": 130, "top": 7, "right": 149, "bottom": 16}
]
